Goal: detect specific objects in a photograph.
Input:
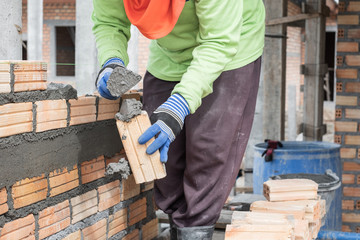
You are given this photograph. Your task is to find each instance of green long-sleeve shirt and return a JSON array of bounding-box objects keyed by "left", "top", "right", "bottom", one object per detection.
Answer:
[{"left": 92, "top": 0, "right": 265, "bottom": 113}]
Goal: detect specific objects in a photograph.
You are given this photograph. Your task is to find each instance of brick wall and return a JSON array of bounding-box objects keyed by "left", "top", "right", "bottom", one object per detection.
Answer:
[
  {"left": 336, "top": 0, "right": 360, "bottom": 233},
  {"left": 0, "top": 61, "right": 158, "bottom": 239}
]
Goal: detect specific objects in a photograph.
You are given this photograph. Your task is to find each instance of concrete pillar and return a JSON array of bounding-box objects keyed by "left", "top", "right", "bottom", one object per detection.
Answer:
[
  {"left": 287, "top": 85, "right": 297, "bottom": 140},
  {"left": 75, "top": 0, "right": 98, "bottom": 96},
  {"left": 127, "top": 26, "right": 139, "bottom": 74},
  {"left": 0, "top": 0, "right": 22, "bottom": 60},
  {"left": 27, "top": 0, "right": 43, "bottom": 60}
]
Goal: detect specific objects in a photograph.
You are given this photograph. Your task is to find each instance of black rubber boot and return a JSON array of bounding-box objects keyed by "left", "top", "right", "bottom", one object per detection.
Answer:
[
  {"left": 168, "top": 215, "right": 178, "bottom": 240},
  {"left": 177, "top": 225, "right": 214, "bottom": 240}
]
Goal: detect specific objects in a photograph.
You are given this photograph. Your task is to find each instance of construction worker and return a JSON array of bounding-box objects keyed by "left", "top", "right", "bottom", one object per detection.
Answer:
[{"left": 92, "top": 0, "right": 265, "bottom": 239}]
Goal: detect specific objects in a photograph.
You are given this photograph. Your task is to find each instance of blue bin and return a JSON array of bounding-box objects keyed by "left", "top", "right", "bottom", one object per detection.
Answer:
[{"left": 253, "top": 141, "right": 341, "bottom": 231}]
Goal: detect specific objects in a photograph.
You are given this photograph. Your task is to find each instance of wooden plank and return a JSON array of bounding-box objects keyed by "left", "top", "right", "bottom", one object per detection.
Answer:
[
  {"left": 266, "top": 13, "right": 321, "bottom": 26},
  {"left": 136, "top": 112, "right": 166, "bottom": 179},
  {"left": 125, "top": 116, "right": 156, "bottom": 182},
  {"left": 116, "top": 120, "right": 145, "bottom": 184}
]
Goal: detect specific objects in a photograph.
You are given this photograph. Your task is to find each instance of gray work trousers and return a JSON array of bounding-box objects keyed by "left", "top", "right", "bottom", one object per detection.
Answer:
[{"left": 142, "top": 57, "right": 261, "bottom": 228}]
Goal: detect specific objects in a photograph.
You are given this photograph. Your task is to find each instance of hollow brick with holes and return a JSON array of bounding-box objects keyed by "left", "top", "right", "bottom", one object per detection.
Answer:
[
  {"left": 343, "top": 200, "right": 355, "bottom": 210},
  {"left": 98, "top": 180, "right": 121, "bottom": 211},
  {"left": 343, "top": 174, "right": 355, "bottom": 184},
  {"left": 337, "top": 82, "right": 343, "bottom": 92},
  {"left": 142, "top": 218, "right": 158, "bottom": 240},
  {"left": 0, "top": 214, "right": 35, "bottom": 239},
  {"left": 49, "top": 165, "right": 79, "bottom": 197},
  {"left": 70, "top": 190, "right": 98, "bottom": 224},
  {"left": 121, "top": 175, "right": 140, "bottom": 201},
  {"left": 343, "top": 225, "right": 352, "bottom": 232},
  {"left": 341, "top": 148, "right": 357, "bottom": 159},
  {"left": 129, "top": 197, "right": 147, "bottom": 226},
  {"left": 337, "top": 56, "right": 344, "bottom": 66},
  {"left": 338, "top": 15, "right": 359, "bottom": 25},
  {"left": 334, "top": 135, "right": 342, "bottom": 144},
  {"left": 62, "top": 230, "right": 81, "bottom": 240},
  {"left": 108, "top": 208, "right": 127, "bottom": 238},
  {"left": 81, "top": 156, "right": 105, "bottom": 184},
  {"left": 336, "top": 69, "right": 358, "bottom": 79},
  {"left": 338, "top": 28, "right": 345, "bottom": 38},
  {"left": 344, "top": 187, "right": 360, "bottom": 197},
  {"left": 336, "top": 109, "right": 342, "bottom": 118},
  {"left": 349, "top": 29, "right": 360, "bottom": 39},
  {"left": 82, "top": 218, "right": 107, "bottom": 240},
  {"left": 123, "top": 229, "right": 139, "bottom": 240}
]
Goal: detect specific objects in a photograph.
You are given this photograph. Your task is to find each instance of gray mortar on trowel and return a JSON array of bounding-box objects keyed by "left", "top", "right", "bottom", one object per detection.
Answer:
[
  {"left": 115, "top": 98, "right": 142, "bottom": 122},
  {"left": 106, "top": 66, "right": 142, "bottom": 98}
]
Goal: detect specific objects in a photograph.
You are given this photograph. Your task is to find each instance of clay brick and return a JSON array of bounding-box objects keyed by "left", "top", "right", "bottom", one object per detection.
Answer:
[
  {"left": 129, "top": 198, "right": 147, "bottom": 226},
  {"left": 70, "top": 105, "right": 96, "bottom": 117},
  {"left": 357, "top": 200, "right": 360, "bottom": 210},
  {"left": 338, "top": 28, "right": 345, "bottom": 38},
  {"left": 0, "top": 111, "right": 33, "bottom": 128},
  {"left": 0, "top": 72, "right": 10, "bottom": 83},
  {"left": 335, "top": 121, "right": 358, "bottom": 132},
  {"left": 98, "top": 180, "right": 120, "bottom": 211},
  {"left": 49, "top": 167, "right": 79, "bottom": 197},
  {"left": 121, "top": 175, "right": 140, "bottom": 201},
  {"left": 343, "top": 174, "right": 355, "bottom": 184},
  {"left": 337, "top": 42, "right": 359, "bottom": 52},
  {"left": 343, "top": 213, "right": 360, "bottom": 222},
  {"left": 14, "top": 82, "right": 47, "bottom": 92},
  {"left": 349, "top": 29, "right": 360, "bottom": 39},
  {"left": 0, "top": 203, "right": 8, "bottom": 216},
  {"left": 336, "top": 69, "right": 358, "bottom": 79},
  {"left": 36, "top": 100, "right": 67, "bottom": 112},
  {"left": 334, "top": 135, "right": 341, "bottom": 144},
  {"left": 345, "top": 135, "right": 360, "bottom": 145},
  {"left": 358, "top": 175, "right": 360, "bottom": 184},
  {"left": 338, "top": 2, "right": 346, "bottom": 12},
  {"left": 70, "top": 115, "right": 97, "bottom": 126},
  {"left": 344, "top": 162, "right": 360, "bottom": 171},
  {"left": 70, "top": 190, "right": 98, "bottom": 224},
  {"left": 81, "top": 156, "right": 105, "bottom": 184},
  {"left": 38, "top": 200, "right": 70, "bottom": 239},
  {"left": 142, "top": 181, "right": 154, "bottom": 192},
  {"left": 341, "top": 148, "right": 357, "bottom": 159},
  {"left": 336, "top": 109, "right": 342, "bottom": 118},
  {"left": 0, "top": 188, "right": 8, "bottom": 215},
  {"left": 338, "top": 15, "right": 359, "bottom": 25},
  {"left": 82, "top": 218, "right": 107, "bottom": 240},
  {"left": 336, "top": 82, "right": 343, "bottom": 92},
  {"left": 0, "top": 122, "right": 33, "bottom": 138},
  {"left": 348, "top": 1, "right": 360, "bottom": 11},
  {"left": 97, "top": 113, "right": 116, "bottom": 121},
  {"left": 108, "top": 208, "right": 127, "bottom": 238},
  {"left": 142, "top": 218, "right": 158, "bottom": 240},
  {"left": 37, "top": 120, "right": 67, "bottom": 132},
  {"left": 0, "top": 214, "right": 35, "bottom": 240},
  {"left": 123, "top": 229, "right": 139, "bottom": 240},
  {"left": 346, "top": 56, "right": 360, "bottom": 67},
  {"left": 62, "top": 230, "right": 81, "bottom": 240},
  {"left": 12, "top": 61, "right": 47, "bottom": 71},
  {"left": 14, "top": 72, "right": 47, "bottom": 82},
  {"left": 122, "top": 92, "right": 142, "bottom": 101},
  {"left": 336, "top": 95, "right": 358, "bottom": 106},
  {"left": 342, "top": 225, "right": 352, "bottom": 232},
  {"left": 105, "top": 151, "right": 126, "bottom": 167},
  {"left": 0, "top": 102, "right": 32, "bottom": 114},
  {"left": 69, "top": 97, "right": 96, "bottom": 106},
  {"left": 98, "top": 98, "right": 120, "bottom": 105},
  {"left": 0, "top": 84, "right": 10, "bottom": 93},
  {"left": 344, "top": 187, "right": 360, "bottom": 197},
  {"left": 37, "top": 109, "right": 67, "bottom": 123},
  {"left": 12, "top": 175, "right": 48, "bottom": 209},
  {"left": 346, "top": 109, "right": 360, "bottom": 119},
  {"left": 0, "top": 63, "right": 10, "bottom": 72},
  {"left": 337, "top": 56, "right": 344, "bottom": 66},
  {"left": 346, "top": 82, "right": 360, "bottom": 93},
  {"left": 98, "top": 104, "right": 119, "bottom": 114}
]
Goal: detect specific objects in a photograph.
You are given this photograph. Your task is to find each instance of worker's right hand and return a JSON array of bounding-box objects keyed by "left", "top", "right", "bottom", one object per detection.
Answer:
[{"left": 95, "top": 58, "right": 124, "bottom": 100}]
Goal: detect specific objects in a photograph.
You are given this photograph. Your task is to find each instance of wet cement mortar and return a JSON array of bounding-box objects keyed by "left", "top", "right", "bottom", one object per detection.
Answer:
[
  {"left": 115, "top": 98, "right": 142, "bottom": 122},
  {"left": 106, "top": 157, "right": 131, "bottom": 178},
  {"left": 0, "top": 83, "right": 77, "bottom": 105},
  {"left": 106, "top": 66, "right": 142, "bottom": 98}
]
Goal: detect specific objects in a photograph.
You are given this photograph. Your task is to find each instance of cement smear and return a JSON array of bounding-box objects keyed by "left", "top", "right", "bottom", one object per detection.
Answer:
[
  {"left": 115, "top": 99, "right": 142, "bottom": 122},
  {"left": 105, "top": 157, "right": 130, "bottom": 179},
  {"left": 106, "top": 66, "right": 141, "bottom": 98}
]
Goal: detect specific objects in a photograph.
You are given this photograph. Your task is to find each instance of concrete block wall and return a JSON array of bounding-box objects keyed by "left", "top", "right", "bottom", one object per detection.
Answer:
[
  {"left": 0, "top": 61, "right": 158, "bottom": 239},
  {"left": 336, "top": 0, "right": 360, "bottom": 233}
]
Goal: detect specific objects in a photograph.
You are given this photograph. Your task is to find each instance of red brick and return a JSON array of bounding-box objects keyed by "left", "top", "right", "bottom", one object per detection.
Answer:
[
  {"left": 12, "top": 61, "right": 47, "bottom": 71},
  {"left": 343, "top": 213, "right": 360, "bottom": 222},
  {"left": 70, "top": 190, "right": 98, "bottom": 224},
  {"left": 344, "top": 187, "right": 360, "bottom": 197},
  {"left": 336, "top": 96, "right": 358, "bottom": 106},
  {"left": 121, "top": 175, "right": 140, "bottom": 201},
  {"left": 348, "top": 29, "right": 360, "bottom": 39},
  {"left": 348, "top": 1, "right": 360, "bottom": 11},
  {"left": 36, "top": 100, "right": 66, "bottom": 112},
  {"left": 123, "top": 229, "right": 139, "bottom": 240},
  {"left": 81, "top": 156, "right": 105, "bottom": 184},
  {"left": 0, "top": 188, "right": 7, "bottom": 205},
  {"left": 335, "top": 121, "right": 358, "bottom": 132},
  {"left": 108, "top": 209, "right": 127, "bottom": 238},
  {"left": 129, "top": 198, "right": 146, "bottom": 226},
  {"left": 98, "top": 98, "right": 120, "bottom": 105},
  {"left": 62, "top": 230, "right": 81, "bottom": 240},
  {"left": 337, "top": 42, "right": 359, "bottom": 52},
  {"left": 338, "top": 15, "right": 359, "bottom": 25},
  {"left": 0, "top": 214, "right": 35, "bottom": 240},
  {"left": 337, "top": 56, "right": 344, "bottom": 66},
  {"left": 338, "top": 29, "right": 345, "bottom": 38},
  {"left": 346, "top": 109, "right": 360, "bottom": 119},
  {"left": 0, "top": 111, "right": 33, "bottom": 128},
  {"left": 97, "top": 113, "right": 116, "bottom": 121},
  {"left": 346, "top": 56, "right": 360, "bottom": 67},
  {"left": 0, "top": 122, "right": 33, "bottom": 138},
  {"left": 142, "top": 181, "right": 154, "bottom": 192},
  {"left": 336, "top": 109, "right": 342, "bottom": 118},
  {"left": 69, "top": 97, "right": 96, "bottom": 106},
  {"left": 0, "top": 102, "right": 32, "bottom": 114},
  {"left": 342, "top": 225, "right": 352, "bottom": 232},
  {"left": 344, "top": 162, "right": 360, "bottom": 171},
  {"left": 37, "top": 109, "right": 67, "bottom": 123},
  {"left": 12, "top": 175, "right": 48, "bottom": 209},
  {"left": 14, "top": 72, "right": 47, "bottom": 82},
  {"left": 39, "top": 200, "right": 70, "bottom": 239},
  {"left": 142, "top": 218, "right": 158, "bottom": 240},
  {"left": 343, "top": 174, "right": 355, "bottom": 184},
  {"left": 346, "top": 82, "right": 360, "bottom": 93},
  {"left": 82, "top": 218, "right": 107, "bottom": 240},
  {"left": 49, "top": 166, "right": 79, "bottom": 197},
  {"left": 70, "top": 115, "right": 96, "bottom": 126},
  {"left": 336, "top": 69, "right": 358, "bottom": 79},
  {"left": 341, "top": 148, "right": 357, "bottom": 159},
  {"left": 14, "top": 82, "right": 47, "bottom": 92},
  {"left": 337, "top": 82, "right": 343, "bottom": 92},
  {"left": 105, "top": 151, "right": 126, "bottom": 167},
  {"left": 0, "top": 84, "right": 10, "bottom": 93},
  {"left": 37, "top": 120, "right": 67, "bottom": 132},
  {"left": 357, "top": 200, "right": 360, "bottom": 210},
  {"left": 345, "top": 136, "right": 360, "bottom": 145},
  {"left": 334, "top": 135, "right": 341, "bottom": 144},
  {"left": 98, "top": 180, "right": 120, "bottom": 211},
  {"left": 70, "top": 105, "right": 96, "bottom": 117},
  {"left": 0, "top": 63, "right": 10, "bottom": 72}
]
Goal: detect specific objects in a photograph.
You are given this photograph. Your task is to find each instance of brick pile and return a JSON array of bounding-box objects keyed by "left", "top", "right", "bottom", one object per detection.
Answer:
[{"left": 336, "top": 0, "right": 360, "bottom": 233}]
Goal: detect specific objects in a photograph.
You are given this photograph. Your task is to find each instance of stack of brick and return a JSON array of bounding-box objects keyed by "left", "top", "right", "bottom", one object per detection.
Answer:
[
  {"left": 225, "top": 179, "right": 326, "bottom": 240},
  {"left": 336, "top": 0, "right": 360, "bottom": 233}
]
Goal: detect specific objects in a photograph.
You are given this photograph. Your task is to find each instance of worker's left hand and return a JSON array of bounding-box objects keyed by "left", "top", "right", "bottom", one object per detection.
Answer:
[{"left": 138, "top": 93, "right": 190, "bottom": 163}]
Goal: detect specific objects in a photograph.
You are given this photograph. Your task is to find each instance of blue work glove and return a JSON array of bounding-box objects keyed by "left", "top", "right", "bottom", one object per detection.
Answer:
[
  {"left": 95, "top": 58, "right": 125, "bottom": 100},
  {"left": 138, "top": 93, "right": 190, "bottom": 163}
]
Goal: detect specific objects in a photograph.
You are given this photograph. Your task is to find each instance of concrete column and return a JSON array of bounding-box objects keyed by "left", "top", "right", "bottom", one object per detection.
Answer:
[
  {"left": 27, "top": 0, "right": 43, "bottom": 60},
  {"left": 0, "top": 0, "right": 22, "bottom": 60},
  {"left": 127, "top": 26, "right": 139, "bottom": 74},
  {"left": 75, "top": 0, "right": 98, "bottom": 96}
]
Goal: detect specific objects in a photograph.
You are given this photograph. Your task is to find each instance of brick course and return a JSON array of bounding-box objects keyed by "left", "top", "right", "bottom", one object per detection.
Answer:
[
  {"left": 49, "top": 166, "right": 79, "bottom": 197},
  {"left": 81, "top": 156, "right": 105, "bottom": 184}
]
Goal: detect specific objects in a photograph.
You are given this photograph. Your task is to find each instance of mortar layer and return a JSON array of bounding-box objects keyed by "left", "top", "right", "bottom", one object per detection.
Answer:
[
  {"left": 107, "top": 66, "right": 141, "bottom": 98},
  {"left": 116, "top": 99, "right": 142, "bottom": 122},
  {"left": 0, "top": 121, "right": 122, "bottom": 188}
]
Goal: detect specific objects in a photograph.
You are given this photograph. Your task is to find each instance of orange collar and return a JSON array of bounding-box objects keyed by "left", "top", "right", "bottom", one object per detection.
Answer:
[{"left": 123, "top": 0, "right": 185, "bottom": 39}]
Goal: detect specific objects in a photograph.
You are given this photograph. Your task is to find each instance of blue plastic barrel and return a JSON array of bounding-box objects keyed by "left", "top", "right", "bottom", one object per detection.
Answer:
[{"left": 253, "top": 141, "right": 341, "bottom": 231}]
